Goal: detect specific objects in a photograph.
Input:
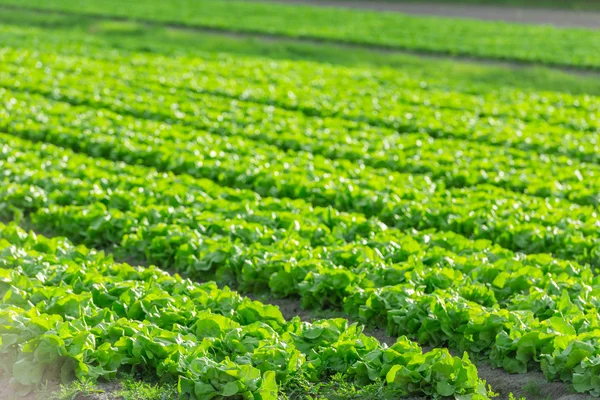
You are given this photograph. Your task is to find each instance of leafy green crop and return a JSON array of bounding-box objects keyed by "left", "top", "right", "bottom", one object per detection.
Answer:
[
  {"left": 3, "top": 81, "right": 600, "bottom": 265},
  {"left": 3, "top": 134, "right": 600, "bottom": 395},
  {"left": 1, "top": 10, "right": 600, "bottom": 399},
  {"left": 0, "top": 223, "right": 488, "bottom": 398}
]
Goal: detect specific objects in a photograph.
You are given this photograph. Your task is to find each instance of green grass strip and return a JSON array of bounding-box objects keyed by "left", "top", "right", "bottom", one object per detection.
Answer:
[
  {"left": 1, "top": 0, "right": 600, "bottom": 69},
  {"left": 1, "top": 8, "right": 600, "bottom": 96}
]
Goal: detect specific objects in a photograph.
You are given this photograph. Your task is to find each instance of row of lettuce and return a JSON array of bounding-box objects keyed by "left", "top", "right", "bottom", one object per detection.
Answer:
[
  {"left": 3, "top": 89, "right": 600, "bottom": 267},
  {"left": 6, "top": 45, "right": 599, "bottom": 118},
  {"left": 3, "top": 46, "right": 600, "bottom": 166},
  {"left": 2, "top": 81, "right": 600, "bottom": 206},
  {"left": 2, "top": 134, "right": 600, "bottom": 396},
  {"left": 2, "top": 46, "right": 600, "bottom": 205},
  {"left": 0, "top": 222, "right": 489, "bottom": 398}
]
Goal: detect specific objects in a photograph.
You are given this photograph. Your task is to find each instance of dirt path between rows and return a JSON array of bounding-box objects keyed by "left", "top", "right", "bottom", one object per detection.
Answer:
[{"left": 250, "top": 0, "right": 600, "bottom": 29}]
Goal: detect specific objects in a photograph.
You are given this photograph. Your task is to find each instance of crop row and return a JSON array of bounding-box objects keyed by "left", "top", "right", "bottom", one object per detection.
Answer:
[
  {"left": 7, "top": 91, "right": 600, "bottom": 211},
  {"left": 0, "top": 222, "right": 489, "bottom": 398},
  {"left": 4, "top": 186, "right": 600, "bottom": 396},
  {"left": 5, "top": 45, "right": 599, "bottom": 122},
  {"left": 3, "top": 84, "right": 600, "bottom": 207},
  {"left": 3, "top": 93, "right": 600, "bottom": 266},
  {"left": 1, "top": 135, "right": 591, "bottom": 313},
  {"left": 3, "top": 49, "right": 600, "bottom": 196},
  {"left": 2, "top": 45, "right": 600, "bottom": 159},
  {"left": 2, "top": 155, "right": 587, "bottom": 312},
  {"left": 2, "top": 136, "right": 600, "bottom": 395},
  {"left": 3, "top": 50, "right": 600, "bottom": 169}
]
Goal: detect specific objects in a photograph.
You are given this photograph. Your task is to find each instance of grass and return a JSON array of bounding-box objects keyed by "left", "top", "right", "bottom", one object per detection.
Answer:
[
  {"left": 523, "top": 380, "right": 543, "bottom": 397},
  {"left": 1, "top": 0, "right": 599, "bottom": 69},
  {"left": 44, "top": 374, "right": 411, "bottom": 400},
  {"left": 46, "top": 376, "right": 178, "bottom": 400},
  {"left": 335, "top": 0, "right": 600, "bottom": 11},
  {"left": 283, "top": 374, "right": 405, "bottom": 400},
  {"left": 1, "top": 8, "right": 600, "bottom": 97}
]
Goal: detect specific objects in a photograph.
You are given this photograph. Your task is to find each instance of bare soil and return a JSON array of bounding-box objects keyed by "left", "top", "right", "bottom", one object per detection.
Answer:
[
  {"left": 474, "top": 363, "right": 593, "bottom": 400},
  {"left": 252, "top": 0, "right": 600, "bottom": 29}
]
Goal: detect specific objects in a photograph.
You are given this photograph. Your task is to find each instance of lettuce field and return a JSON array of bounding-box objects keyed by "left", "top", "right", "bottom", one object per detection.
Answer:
[{"left": 1, "top": 2, "right": 600, "bottom": 400}]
